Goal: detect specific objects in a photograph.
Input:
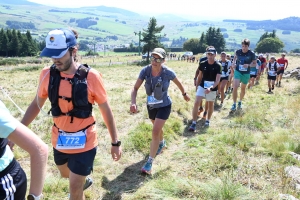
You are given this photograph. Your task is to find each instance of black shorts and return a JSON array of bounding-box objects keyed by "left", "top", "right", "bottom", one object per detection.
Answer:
[
  {"left": 53, "top": 147, "right": 97, "bottom": 176},
  {"left": 268, "top": 75, "right": 276, "bottom": 80},
  {"left": 220, "top": 76, "right": 229, "bottom": 82},
  {"left": 250, "top": 75, "right": 257, "bottom": 78},
  {"left": 277, "top": 69, "right": 284, "bottom": 75},
  {"left": 147, "top": 104, "right": 171, "bottom": 120},
  {"left": 0, "top": 159, "right": 27, "bottom": 200}
]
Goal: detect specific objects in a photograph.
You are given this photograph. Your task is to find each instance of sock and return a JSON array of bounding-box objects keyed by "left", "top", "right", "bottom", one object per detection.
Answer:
[
  {"left": 147, "top": 156, "right": 154, "bottom": 163},
  {"left": 192, "top": 121, "right": 196, "bottom": 124},
  {"left": 160, "top": 139, "right": 164, "bottom": 145},
  {"left": 238, "top": 101, "right": 242, "bottom": 104}
]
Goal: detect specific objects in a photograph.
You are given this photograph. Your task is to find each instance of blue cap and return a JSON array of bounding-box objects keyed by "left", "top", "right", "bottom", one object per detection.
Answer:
[{"left": 40, "top": 29, "right": 77, "bottom": 58}]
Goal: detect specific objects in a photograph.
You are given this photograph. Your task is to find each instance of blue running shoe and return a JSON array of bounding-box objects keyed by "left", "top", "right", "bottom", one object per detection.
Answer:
[
  {"left": 189, "top": 123, "right": 196, "bottom": 131},
  {"left": 141, "top": 161, "right": 152, "bottom": 174},
  {"left": 238, "top": 102, "right": 242, "bottom": 109},
  {"left": 231, "top": 104, "right": 236, "bottom": 111},
  {"left": 156, "top": 140, "right": 166, "bottom": 155}
]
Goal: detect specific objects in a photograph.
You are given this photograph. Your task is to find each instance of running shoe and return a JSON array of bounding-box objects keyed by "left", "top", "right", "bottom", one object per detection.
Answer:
[
  {"left": 231, "top": 104, "right": 236, "bottom": 111},
  {"left": 141, "top": 161, "right": 152, "bottom": 174},
  {"left": 83, "top": 177, "right": 93, "bottom": 191},
  {"left": 204, "top": 120, "right": 210, "bottom": 126},
  {"left": 276, "top": 82, "right": 278, "bottom": 86},
  {"left": 238, "top": 102, "right": 242, "bottom": 109},
  {"left": 197, "top": 107, "right": 204, "bottom": 116},
  {"left": 156, "top": 140, "right": 167, "bottom": 155},
  {"left": 189, "top": 123, "right": 196, "bottom": 131},
  {"left": 202, "top": 111, "right": 207, "bottom": 119},
  {"left": 220, "top": 102, "right": 223, "bottom": 107}
]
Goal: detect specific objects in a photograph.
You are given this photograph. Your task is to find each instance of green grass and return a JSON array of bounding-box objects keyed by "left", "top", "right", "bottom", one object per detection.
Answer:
[{"left": 1, "top": 54, "right": 300, "bottom": 199}]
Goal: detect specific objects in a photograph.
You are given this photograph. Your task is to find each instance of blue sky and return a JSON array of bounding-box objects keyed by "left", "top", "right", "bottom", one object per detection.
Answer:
[{"left": 28, "top": 0, "right": 298, "bottom": 21}]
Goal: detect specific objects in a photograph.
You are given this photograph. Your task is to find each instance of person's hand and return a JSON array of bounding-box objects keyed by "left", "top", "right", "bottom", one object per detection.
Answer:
[
  {"left": 111, "top": 146, "right": 122, "bottom": 161},
  {"left": 130, "top": 104, "right": 138, "bottom": 114},
  {"left": 8, "top": 140, "right": 15, "bottom": 151},
  {"left": 205, "top": 88, "right": 211, "bottom": 94},
  {"left": 183, "top": 94, "right": 190, "bottom": 102}
]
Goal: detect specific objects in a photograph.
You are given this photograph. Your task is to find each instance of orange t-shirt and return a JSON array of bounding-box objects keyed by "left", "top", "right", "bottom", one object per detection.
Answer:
[{"left": 38, "top": 66, "right": 107, "bottom": 153}]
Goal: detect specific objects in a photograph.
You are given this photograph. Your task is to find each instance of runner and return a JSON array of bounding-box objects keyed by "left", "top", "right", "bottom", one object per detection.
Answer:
[
  {"left": 267, "top": 56, "right": 280, "bottom": 93},
  {"left": 0, "top": 99, "right": 48, "bottom": 199},
  {"left": 276, "top": 53, "right": 288, "bottom": 86},
  {"left": 231, "top": 39, "right": 256, "bottom": 111},
  {"left": 189, "top": 47, "right": 221, "bottom": 130},
  {"left": 194, "top": 52, "right": 209, "bottom": 118},
  {"left": 21, "top": 28, "right": 122, "bottom": 199},
  {"left": 130, "top": 47, "right": 190, "bottom": 174},
  {"left": 248, "top": 55, "right": 261, "bottom": 89},
  {"left": 218, "top": 52, "right": 232, "bottom": 106},
  {"left": 225, "top": 54, "right": 234, "bottom": 93},
  {"left": 256, "top": 53, "right": 266, "bottom": 84}
]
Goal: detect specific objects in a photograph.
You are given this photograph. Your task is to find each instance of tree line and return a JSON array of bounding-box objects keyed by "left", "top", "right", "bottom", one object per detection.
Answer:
[{"left": 0, "top": 28, "right": 43, "bottom": 57}]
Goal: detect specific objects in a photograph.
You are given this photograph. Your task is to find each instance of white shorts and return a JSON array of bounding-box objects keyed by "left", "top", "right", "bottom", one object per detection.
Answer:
[{"left": 196, "top": 86, "right": 217, "bottom": 102}]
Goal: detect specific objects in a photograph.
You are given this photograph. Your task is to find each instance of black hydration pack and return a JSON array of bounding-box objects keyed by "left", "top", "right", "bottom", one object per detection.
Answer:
[
  {"left": 48, "top": 64, "right": 92, "bottom": 123},
  {"left": 219, "top": 60, "right": 229, "bottom": 72},
  {"left": 269, "top": 62, "right": 278, "bottom": 71}
]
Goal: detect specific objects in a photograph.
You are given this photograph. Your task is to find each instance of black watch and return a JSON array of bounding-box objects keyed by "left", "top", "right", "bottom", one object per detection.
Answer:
[{"left": 111, "top": 140, "right": 121, "bottom": 146}]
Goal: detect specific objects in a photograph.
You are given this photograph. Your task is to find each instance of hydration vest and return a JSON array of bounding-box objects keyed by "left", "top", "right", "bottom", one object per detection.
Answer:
[
  {"left": 219, "top": 60, "right": 229, "bottom": 72},
  {"left": 268, "top": 62, "right": 278, "bottom": 71},
  {"left": 48, "top": 64, "right": 92, "bottom": 123}
]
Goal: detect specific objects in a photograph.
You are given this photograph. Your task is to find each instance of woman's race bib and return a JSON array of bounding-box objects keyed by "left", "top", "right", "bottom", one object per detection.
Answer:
[
  {"left": 147, "top": 92, "right": 163, "bottom": 105},
  {"left": 250, "top": 71, "right": 256, "bottom": 75},
  {"left": 204, "top": 81, "right": 214, "bottom": 89},
  {"left": 268, "top": 70, "right": 276, "bottom": 76},
  {"left": 239, "top": 65, "right": 248, "bottom": 71},
  {"left": 56, "top": 129, "right": 87, "bottom": 149}
]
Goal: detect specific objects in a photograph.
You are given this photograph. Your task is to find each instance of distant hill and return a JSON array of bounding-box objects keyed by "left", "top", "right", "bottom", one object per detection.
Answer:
[
  {"left": 78, "top": 5, "right": 140, "bottom": 17},
  {"left": 223, "top": 17, "right": 300, "bottom": 32},
  {"left": 1, "top": 0, "right": 40, "bottom": 6}
]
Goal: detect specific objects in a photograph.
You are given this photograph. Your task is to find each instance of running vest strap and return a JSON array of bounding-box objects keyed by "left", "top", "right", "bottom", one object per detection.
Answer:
[
  {"left": 48, "top": 64, "right": 93, "bottom": 123},
  {"left": 219, "top": 60, "right": 229, "bottom": 72},
  {"left": 269, "top": 62, "right": 278, "bottom": 71}
]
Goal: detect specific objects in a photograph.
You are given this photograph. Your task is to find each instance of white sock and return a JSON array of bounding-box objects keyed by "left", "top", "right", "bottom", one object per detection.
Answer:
[
  {"left": 160, "top": 139, "right": 164, "bottom": 144},
  {"left": 192, "top": 121, "right": 196, "bottom": 124},
  {"left": 147, "top": 156, "right": 154, "bottom": 163}
]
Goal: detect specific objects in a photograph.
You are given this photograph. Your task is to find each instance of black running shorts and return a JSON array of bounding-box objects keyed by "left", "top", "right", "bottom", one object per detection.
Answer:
[
  {"left": 53, "top": 147, "right": 97, "bottom": 176},
  {"left": 147, "top": 104, "right": 172, "bottom": 120},
  {"left": 0, "top": 159, "right": 27, "bottom": 200}
]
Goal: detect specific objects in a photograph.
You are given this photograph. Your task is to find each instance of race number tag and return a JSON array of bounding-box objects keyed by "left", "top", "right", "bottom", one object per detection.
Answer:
[
  {"left": 56, "top": 129, "right": 87, "bottom": 150},
  {"left": 268, "top": 70, "right": 276, "bottom": 76},
  {"left": 250, "top": 71, "right": 256, "bottom": 75},
  {"left": 204, "top": 81, "right": 214, "bottom": 89},
  {"left": 239, "top": 65, "right": 248, "bottom": 71},
  {"left": 147, "top": 93, "right": 163, "bottom": 105},
  {"left": 280, "top": 64, "right": 284, "bottom": 67}
]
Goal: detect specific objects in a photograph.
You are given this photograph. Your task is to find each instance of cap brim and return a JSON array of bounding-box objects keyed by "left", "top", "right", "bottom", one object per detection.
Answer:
[
  {"left": 152, "top": 52, "right": 164, "bottom": 58},
  {"left": 40, "top": 47, "right": 69, "bottom": 58}
]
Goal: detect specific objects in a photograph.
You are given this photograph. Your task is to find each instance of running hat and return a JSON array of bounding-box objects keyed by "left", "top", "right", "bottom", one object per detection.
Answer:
[
  {"left": 270, "top": 56, "right": 276, "bottom": 59},
  {"left": 152, "top": 48, "right": 166, "bottom": 58},
  {"left": 206, "top": 47, "right": 217, "bottom": 54},
  {"left": 40, "top": 29, "right": 77, "bottom": 58}
]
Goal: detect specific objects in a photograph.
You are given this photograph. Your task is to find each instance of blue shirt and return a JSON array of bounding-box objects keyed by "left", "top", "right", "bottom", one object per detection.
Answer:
[
  {"left": 235, "top": 49, "right": 256, "bottom": 74},
  {"left": 139, "top": 65, "right": 176, "bottom": 108}
]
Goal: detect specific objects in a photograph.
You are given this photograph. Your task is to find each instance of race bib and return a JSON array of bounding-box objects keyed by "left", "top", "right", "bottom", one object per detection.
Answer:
[
  {"left": 147, "top": 93, "right": 163, "bottom": 105},
  {"left": 268, "top": 70, "right": 276, "bottom": 76},
  {"left": 56, "top": 129, "right": 87, "bottom": 150},
  {"left": 204, "top": 81, "right": 214, "bottom": 89},
  {"left": 221, "top": 71, "right": 226, "bottom": 77},
  {"left": 250, "top": 71, "right": 256, "bottom": 75},
  {"left": 239, "top": 65, "right": 248, "bottom": 71}
]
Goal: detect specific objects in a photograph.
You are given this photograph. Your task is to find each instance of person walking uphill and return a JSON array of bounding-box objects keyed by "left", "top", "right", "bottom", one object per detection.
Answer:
[
  {"left": 130, "top": 48, "right": 190, "bottom": 174},
  {"left": 21, "top": 28, "right": 122, "bottom": 200}
]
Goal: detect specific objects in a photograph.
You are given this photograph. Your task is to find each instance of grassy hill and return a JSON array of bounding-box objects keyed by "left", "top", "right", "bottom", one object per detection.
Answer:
[
  {"left": 0, "top": 2, "right": 300, "bottom": 51},
  {"left": 1, "top": 54, "right": 300, "bottom": 199}
]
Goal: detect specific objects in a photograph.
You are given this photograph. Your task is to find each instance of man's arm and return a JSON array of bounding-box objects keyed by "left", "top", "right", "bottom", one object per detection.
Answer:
[
  {"left": 196, "top": 70, "right": 203, "bottom": 87},
  {"left": 21, "top": 96, "right": 47, "bottom": 126},
  {"left": 194, "top": 69, "right": 200, "bottom": 86},
  {"left": 98, "top": 101, "right": 122, "bottom": 161},
  {"left": 285, "top": 60, "right": 289, "bottom": 69}
]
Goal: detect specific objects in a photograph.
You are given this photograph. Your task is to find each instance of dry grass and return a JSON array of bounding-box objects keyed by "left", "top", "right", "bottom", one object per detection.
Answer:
[{"left": 1, "top": 54, "right": 300, "bottom": 199}]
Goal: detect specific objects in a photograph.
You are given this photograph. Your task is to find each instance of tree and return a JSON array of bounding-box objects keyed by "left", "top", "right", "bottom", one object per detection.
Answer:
[
  {"left": 205, "top": 27, "right": 225, "bottom": 52},
  {"left": 9, "top": 29, "right": 20, "bottom": 56},
  {"left": 291, "top": 48, "right": 300, "bottom": 53},
  {"left": 141, "top": 17, "right": 164, "bottom": 62},
  {"left": 183, "top": 38, "right": 199, "bottom": 54},
  {"left": 257, "top": 30, "right": 277, "bottom": 44},
  {"left": 255, "top": 37, "right": 284, "bottom": 53},
  {"left": 198, "top": 32, "right": 207, "bottom": 53},
  {"left": 0, "top": 28, "right": 9, "bottom": 56}
]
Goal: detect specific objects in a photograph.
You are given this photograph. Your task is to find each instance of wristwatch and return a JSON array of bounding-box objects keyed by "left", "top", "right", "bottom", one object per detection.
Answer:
[
  {"left": 111, "top": 140, "right": 121, "bottom": 146},
  {"left": 27, "top": 194, "right": 43, "bottom": 200}
]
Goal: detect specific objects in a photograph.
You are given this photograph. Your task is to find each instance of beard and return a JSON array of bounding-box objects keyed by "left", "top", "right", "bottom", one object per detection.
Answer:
[{"left": 55, "top": 57, "right": 73, "bottom": 72}]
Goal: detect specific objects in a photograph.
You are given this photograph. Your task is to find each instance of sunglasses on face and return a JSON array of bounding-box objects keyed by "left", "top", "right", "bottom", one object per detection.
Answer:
[{"left": 151, "top": 57, "right": 164, "bottom": 63}]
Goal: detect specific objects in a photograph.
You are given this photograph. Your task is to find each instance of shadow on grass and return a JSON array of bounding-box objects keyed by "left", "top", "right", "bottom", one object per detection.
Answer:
[{"left": 100, "top": 160, "right": 170, "bottom": 199}]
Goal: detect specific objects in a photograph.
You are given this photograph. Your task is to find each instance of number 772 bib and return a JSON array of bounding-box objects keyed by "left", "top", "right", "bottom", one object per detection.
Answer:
[{"left": 56, "top": 129, "right": 87, "bottom": 149}]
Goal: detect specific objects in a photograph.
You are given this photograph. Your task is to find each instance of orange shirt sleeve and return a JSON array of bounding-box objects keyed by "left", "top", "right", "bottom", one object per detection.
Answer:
[
  {"left": 87, "top": 68, "right": 107, "bottom": 105},
  {"left": 38, "top": 67, "right": 51, "bottom": 99}
]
